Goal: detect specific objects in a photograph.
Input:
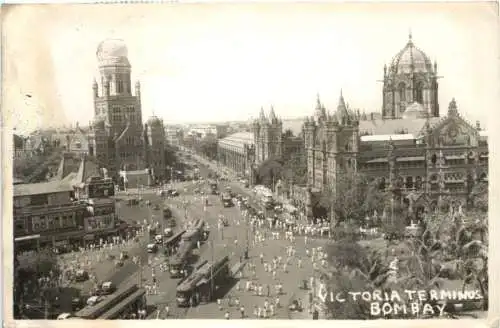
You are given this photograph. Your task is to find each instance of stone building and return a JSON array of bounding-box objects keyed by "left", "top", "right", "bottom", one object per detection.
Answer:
[
  {"left": 382, "top": 32, "right": 440, "bottom": 119},
  {"left": 217, "top": 132, "right": 255, "bottom": 177},
  {"left": 145, "top": 116, "right": 166, "bottom": 182},
  {"left": 87, "top": 39, "right": 165, "bottom": 186},
  {"left": 304, "top": 35, "right": 488, "bottom": 212},
  {"left": 252, "top": 107, "right": 283, "bottom": 164}
]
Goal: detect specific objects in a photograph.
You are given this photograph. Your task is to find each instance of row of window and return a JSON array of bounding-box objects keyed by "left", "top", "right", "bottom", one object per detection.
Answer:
[
  {"left": 15, "top": 213, "right": 78, "bottom": 234},
  {"left": 86, "top": 214, "right": 115, "bottom": 231}
]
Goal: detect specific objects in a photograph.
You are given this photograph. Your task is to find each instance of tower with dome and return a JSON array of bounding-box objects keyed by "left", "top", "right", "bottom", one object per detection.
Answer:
[
  {"left": 88, "top": 39, "right": 165, "bottom": 187},
  {"left": 303, "top": 34, "right": 488, "bottom": 218},
  {"left": 382, "top": 32, "right": 440, "bottom": 119}
]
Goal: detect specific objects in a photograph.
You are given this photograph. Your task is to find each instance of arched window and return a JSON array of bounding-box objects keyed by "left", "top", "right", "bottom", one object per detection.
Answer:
[
  {"left": 405, "top": 176, "right": 414, "bottom": 189},
  {"left": 398, "top": 82, "right": 406, "bottom": 101},
  {"left": 416, "top": 81, "right": 424, "bottom": 104},
  {"left": 415, "top": 176, "right": 422, "bottom": 190}
]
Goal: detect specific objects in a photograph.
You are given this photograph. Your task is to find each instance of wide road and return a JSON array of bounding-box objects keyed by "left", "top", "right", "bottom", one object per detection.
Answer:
[{"left": 145, "top": 153, "right": 320, "bottom": 319}]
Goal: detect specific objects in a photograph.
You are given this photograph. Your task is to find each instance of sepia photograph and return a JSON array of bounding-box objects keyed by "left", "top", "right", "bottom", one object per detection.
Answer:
[{"left": 3, "top": 2, "right": 497, "bottom": 323}]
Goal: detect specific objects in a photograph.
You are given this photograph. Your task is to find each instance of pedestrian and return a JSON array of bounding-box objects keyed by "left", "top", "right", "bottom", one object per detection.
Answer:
[
  {"left": 217, "top": 298, "right": 222, "bottom": 311},
  {"left": 165, "top": 305, "right": 170, "bottom": 318},
  {"left": 240, "top": 306, "right": 245, "bottom": 318}
]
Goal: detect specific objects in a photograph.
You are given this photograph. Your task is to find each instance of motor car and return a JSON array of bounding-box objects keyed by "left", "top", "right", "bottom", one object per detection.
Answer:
[
  {"left": 155, "top": 234, "right": 163, "bottom": 244},
  {"left": 86, "top": 295, "right": 103, "bottom": 306},
  {"left": 147, "top": 243, "right": 158, "bottom": 253},
  {"left": 101, "top": 281, "right": 116, "bottom": 295},
  {"left": 74, "top": 269, "right": 89, "bottom": 282},
  {"left": 164, "top": 227, "right": 173, "bottom": 237},
  {"left": 168, "top": 189, "right": 179, "bottom": 197},
  {"left": 115, "top": 260, "right": 124, "bottom": 267},
  {"left": 166, "top": 219, "right": 176, "bottom": 228},
  {"left": 153, "top": 204, "right": 161, "bottom": 210},
  {"left": 57, "top": 313, "right": 73, "bottom": 320}
]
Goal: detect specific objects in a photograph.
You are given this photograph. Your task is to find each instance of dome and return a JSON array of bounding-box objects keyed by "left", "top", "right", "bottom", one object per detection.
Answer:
[
  {"left": 147, "top": 116, "right": 162, "bottom": 125},
  {"left": 402, "top": 101, "right": 428, "bottom": 119},
  {"left": 96, "top": 39, "right": 130, "bottom": 66},
  {"left": 389, "top": 34, "right": 433, "bottom": 75}
]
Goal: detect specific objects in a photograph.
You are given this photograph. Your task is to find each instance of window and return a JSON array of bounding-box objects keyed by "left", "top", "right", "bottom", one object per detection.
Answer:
[
  {"left": 431, "top": 154, "right": 437, "bottom": 165},
  {"left": 398, "top": 82, "right": 406, "bottom": 102},
  {"left": 405, "top": 176, "right": 414, "bottom": 189},
  {"left": 416, "top": 81, "right": 424, "bottom": 104},
  {"left": 15, "top": 218, "right": 26, "bottom": 233}
]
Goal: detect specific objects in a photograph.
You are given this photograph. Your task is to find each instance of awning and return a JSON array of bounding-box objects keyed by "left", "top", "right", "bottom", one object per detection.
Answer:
[{"left": 15, "top": 234, "right": 41, "bottom": 242}]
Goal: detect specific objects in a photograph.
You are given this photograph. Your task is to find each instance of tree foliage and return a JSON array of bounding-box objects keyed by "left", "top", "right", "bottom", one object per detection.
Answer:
[
  {"left": 255, "top": 129, "right": 307, "bottom": 188},
  {"left": 317, "top": 173, "right": 388, "bottom": 225}
]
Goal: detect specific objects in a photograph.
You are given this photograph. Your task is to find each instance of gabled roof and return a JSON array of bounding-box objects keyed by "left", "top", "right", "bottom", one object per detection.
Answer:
[
  {"left": 359, "top": 117, "right": 441, "bottom": 137},
  {"left": 74, "top": 156, "right": 102, "bottom": 184},
  {"left": 14, "top": 180, "right": 73, "bottom": 197}
]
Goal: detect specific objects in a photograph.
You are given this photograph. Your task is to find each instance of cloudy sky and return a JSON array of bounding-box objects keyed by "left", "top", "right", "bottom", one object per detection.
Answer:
[{"left": 3, "top": 2, "right": 498, "bottom": 134}]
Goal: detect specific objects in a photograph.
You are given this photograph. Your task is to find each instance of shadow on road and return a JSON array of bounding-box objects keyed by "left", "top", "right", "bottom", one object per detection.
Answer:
[{"left": 212, "top": 277, "right": 238, "bottom": 300}]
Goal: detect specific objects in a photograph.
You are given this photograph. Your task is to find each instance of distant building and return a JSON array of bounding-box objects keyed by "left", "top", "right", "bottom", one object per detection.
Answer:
[
  {"left": 252, "top": 107, "right": 283, "bottom": 163},
  {"left": 165, "top": 126, "right": 180, "bottom": 147},
  {"left": 217, "top": 132, "right": 255, "bottom": 177}
]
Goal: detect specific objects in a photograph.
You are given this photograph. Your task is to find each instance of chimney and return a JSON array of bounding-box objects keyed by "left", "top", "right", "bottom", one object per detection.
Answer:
[{"left": 476, "top": 120, "right": 481, "bottom": 131}]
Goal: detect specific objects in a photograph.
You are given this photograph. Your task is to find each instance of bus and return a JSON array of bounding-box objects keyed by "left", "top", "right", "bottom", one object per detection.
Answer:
[
  {"left": 221, "top": 192, "right": 233, "bottom": 208},
  {"left": 176, "top": 255, "right": 231, "bottom": 307},
  {"left": 163, "top": 230, "right": 186, "bottom": 255},
  {"left": 74, "top": 284, "right": 139, "bottom": 319},
  {"left": 181, "top": 219, "right": 205, "bottom": 244},
  {"left": 169, "top": 240, "right": 195, "bottom": 278},
  {"left": 98, "top": 288, "right": 146, "bottom": 319}
]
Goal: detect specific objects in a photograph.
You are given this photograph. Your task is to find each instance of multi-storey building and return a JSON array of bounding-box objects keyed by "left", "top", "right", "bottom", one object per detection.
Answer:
[
  {"left": 252, "top": 107, "right": 283, "bottom": 163},
  {"left": 14, "top": 155, "right": 122, "bottom": 252},
  {"left": 145, "top": 116, "right": 166, "bottom": 182},
  {"left": 87, "top": 39, "right": 165, "bottom": 187},
  {"left": 13, "top": 178, "right": 87, "bottom": 251},
  {"left": 304, "top": 34, "right": 488, "bottom": 212}
]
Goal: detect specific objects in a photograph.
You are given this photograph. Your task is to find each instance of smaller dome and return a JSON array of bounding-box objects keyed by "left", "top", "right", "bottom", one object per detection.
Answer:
[
  {"left": 389, "top": 34, "right": 433, "bottom": 75},
  {"left": 402, "top": 102, "right": 428, "bottom": 119},
  {"left": 147, "top": 116, "right": 162, "bottom": 125}
]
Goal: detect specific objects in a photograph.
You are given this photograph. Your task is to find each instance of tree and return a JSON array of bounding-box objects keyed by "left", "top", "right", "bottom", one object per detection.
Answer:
[
  {"left": 256, "top": 157, "right": 284, "bottom": 188},
  {"left": 198, "top": 134, "right": 218, "bottom": 160},
  {"left": 470, "top": 182, "right": 488, "bottom": 212},
  {"left": 317, "top": 173, "right": 387, "bottom": 225}
]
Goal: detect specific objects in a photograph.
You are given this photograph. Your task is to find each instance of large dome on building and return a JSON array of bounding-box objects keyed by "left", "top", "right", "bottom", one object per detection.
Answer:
[
  {"left": 389, "top": 34, "right": 433, "bottom": 75},
  {"left": 96, "top": 39, "right": 130, "bottom": 66}
]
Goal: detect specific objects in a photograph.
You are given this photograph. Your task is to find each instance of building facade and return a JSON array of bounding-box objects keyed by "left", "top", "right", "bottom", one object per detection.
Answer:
[
  {"left": 14, "top": 157, "right": 121, "bottom": 251},
  {"left": 382, "top": 33, "right": 440, "bottom": 119},
  {"left": 145, "top": 116, "right": 166, "bottom": 181},
  {"left": 217, "top": 132, "right": 255, "bottom": 177},
  {"left": 252, "top": 107, "right": 283, "bottom": 164},
  {"left": 87, "top": 39, "right": 165, "bottom": 186},
  {"left": 304, "top": 35, "right": 488, "bottom": 210}
]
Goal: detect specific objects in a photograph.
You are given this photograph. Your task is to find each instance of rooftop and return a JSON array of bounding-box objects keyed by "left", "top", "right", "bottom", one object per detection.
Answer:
[
  {"left": 14, "top": 180, "right": 73, "bottom": 197},
  {"left": 218, "top": 132, "right": 254, "bottom": 152},
  {"left": 359, "top": 117, "right": 441, "bottom": 136}
]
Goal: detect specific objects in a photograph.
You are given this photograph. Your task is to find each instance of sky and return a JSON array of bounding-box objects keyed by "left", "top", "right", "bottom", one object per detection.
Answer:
[{"left": 3, "top": 2, "right": 499, "bottom": 134}]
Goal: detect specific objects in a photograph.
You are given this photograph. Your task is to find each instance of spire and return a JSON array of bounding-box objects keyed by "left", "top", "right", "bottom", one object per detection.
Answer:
[
  {"left": 259, "top": 107, "right": 266, "bottom": 122},
  {"left": 336, "top": 89, "right": 349, "bottom": 124},
  {"left": 408, "top": 28, "right": 413, "bottom": 43},
  {"left": 269, "top": 106, "right": 277, "bottom": 122},
  {"left": 448, "top": 98, "right": 458, "bottom": 116}
]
